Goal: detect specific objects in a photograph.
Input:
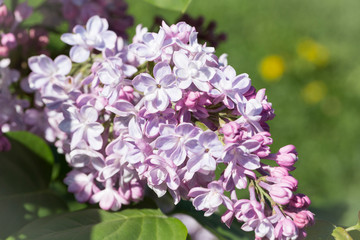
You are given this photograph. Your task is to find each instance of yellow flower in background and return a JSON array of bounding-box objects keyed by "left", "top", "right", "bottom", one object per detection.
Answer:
[
  {"left": 297, "top": 39, "right": 329, "bottom": 67},
  {"left": 301, "top": 80, "right": 327, "bottom": 104},
  {"left": 259, "top": 55, "right": 285, "bottom": 82}
]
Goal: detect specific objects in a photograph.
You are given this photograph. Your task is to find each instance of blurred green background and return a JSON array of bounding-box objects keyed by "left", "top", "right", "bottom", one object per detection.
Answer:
[{"left": 126, "top": 0, "right": 360, "bottom": 228}]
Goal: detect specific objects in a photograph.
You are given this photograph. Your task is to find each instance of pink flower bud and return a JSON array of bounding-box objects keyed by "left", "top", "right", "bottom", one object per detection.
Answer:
[
  {"left": 220, "top": 121, "right": 243, "bottom": 143},
  {"left": 289, "top": 193, "right": 311, "bottom": 209},
  {"left": 14, "top": 2, "right": 33, "bottom": 22},
  {"left": 293, "top": 210, "right": 315, "bottom": 229},
  {"left": 0, "top": 5, "right": 13, "bottom": 26},
  {"left": 268, "top": 182, "right": 294, "bottom": 205},
  {"left": 269, "top": 167, "right": 289, "bottom": 177},
  {"left": 275, "top": 146, "right": 298, "bottom": 167},
  {"left": 0, "top": 45, "right": 9, "bottom": 57},
  {"left": 1, "top": 33, "right": 17, "bottom": 49},
  {"left": 275, "top": 217, "right": 298, "bottom": 240},
  {"left": 279, "top": 144, "right": 297, "bottom": 154}
]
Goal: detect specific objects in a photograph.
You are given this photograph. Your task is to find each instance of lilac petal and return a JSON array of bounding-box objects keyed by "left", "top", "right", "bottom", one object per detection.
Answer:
[
  {"left": 106, "top": 100, "right": 136, "bottom": 117},
  {"left": 159, "top": 124, "right": 176, "bottom": 135},
  {"left": 152, "top": 89, "right": 169, "bottom": 112},
  {"left": 70, "top": 46, "right": 90, "bottom": 63},
  {"left": 80, "top": 105, "right": 98, "bottom": 122},
  {"left": 87, "top": 123, "right": 104, "bottom": 135},
  {"left": 99, "top": 165, "right": 119, "bottom": 180},
  {"left": 133, "top": 74, "right": 156, "bottom": 92},
  {"left": 170, "top": 145, "right": 187, "bottom": 166},
  {"left": 38, "top": 55, "right": 56, "bottom": 75},
  {"left": 233, "top": 74, "right": 251, "bottom": 92},
  {"left": 76, "top": 183, "right": 92, "bottom": 202},
  {"left": 240, "top": 154, "right": 260, "bottom": 170},
  {"left": 128, "top": 117, "right": 143, "bottom": 139},
  {"left": 173, "top": 51, "right": 189, "bottom": 69},
  {"left": 54, "top": 55, "right": 72, "bottom": 75},
  {"left": 185, "top": 139, "right": 203, "bottom": 154},
  {"left": 223, "top": 66, "right": 236, "bottom": 79},
  {"left": 28, "top": 56, "right": 43, "bottom": 74},
  {"left": 242, "top": 140, "right": 261, "bottom": 153},
  {"left": 188, "top": 187, "right": 209, "bottom": 198},
  {"left": 187, "top": 154, "right": 203, "bottom": 173},
  {"left": 175, "top": 123, "right": 196, "bottom": 136},
  {"left": 28, "top": 73, "right": 50, "bottom": 89},
  {"left": 71, "top": 127, "right": 85, "bottom": 149},
  {"left": 102, "top": 31, "right": 117, "bottom": 49},
  {"left": 86, "top": 16, "right": 104, "bottom": 36},
  {"left": 87, "top": 134, "right": 103, "bottom": 151},
  {"left": 165, "top": 87, "right": 182, "bottom": 102},
  {"left": 99, "top": 191, "right": 115, "bottom": 210},
  {"left": 193, "top": 194, "right": 208, "bottom": 210},
  {"left": 145, "top": 117, "right": 159, "bottom": 137},
  {"left": 198, "top": 67, "right": 215, "bottom": 82},
  {"left": 154, "top": 61, "right": 172, "bottom": 80},
  {"left": 199, "top": 131, "right": 218, "bottom": 148},
  {"left": 201, "top": 154, "right": 216, "bottom": 171},
  {"left": 155, "top": 135, "right": 178, "bottom": 150},
  {"left": 175, "top": 68, "right": 190, "bottom": 80},
  {"left": 61, "top": 33, "right": 81, "bottom": 45},
  {"left": 193, "top": 79, "right": 210, "bottom": 92},
  {"left": 150, "top": 184, "right": 167, "bottom": 198}
]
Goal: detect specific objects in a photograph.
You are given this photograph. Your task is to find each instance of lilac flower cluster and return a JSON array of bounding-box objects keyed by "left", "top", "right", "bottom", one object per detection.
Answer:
[{"left": 28, "top": 16, "right": 314, "bottom": 239}]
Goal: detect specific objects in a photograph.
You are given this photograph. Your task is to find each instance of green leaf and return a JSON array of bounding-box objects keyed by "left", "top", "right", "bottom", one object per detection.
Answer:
[
  {"left": 0, "top": 133, "right": 67, "bottom": 239},
  {"left": 143, "top": 0, "right": 192, "bottom": 13},
  {"left": 332, "top": 227, "right": 353, "bottom": 240},
  {"left": 5, "top": 131, "right": 54, "bottom": 166},
  {"left": 11, "top": 209, "right": 188, "bottom": 240}
]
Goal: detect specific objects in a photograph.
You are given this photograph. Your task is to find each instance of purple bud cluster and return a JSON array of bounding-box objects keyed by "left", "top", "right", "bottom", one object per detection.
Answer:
[
  {"left": 27, "top": 16, "right": 314, "bottom": 239},
  {"left": 0, "top": 2, "right": 48, "bottom": 59},
  {"left": 59, "top": 0, "right": 133, "bottom": 39}
]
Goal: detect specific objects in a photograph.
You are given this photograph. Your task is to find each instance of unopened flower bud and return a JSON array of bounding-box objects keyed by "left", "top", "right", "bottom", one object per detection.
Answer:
[
  {"left": 293, "top": 210, "right": 315, "bottom": 229},
  {"left": 14, "top": 2, "right": 33, "bottom": 22}
]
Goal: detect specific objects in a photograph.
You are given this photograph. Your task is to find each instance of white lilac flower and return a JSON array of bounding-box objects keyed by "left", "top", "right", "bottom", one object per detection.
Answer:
[
  {"left": 133, "top": 61, "right": 182, "bottom": 113},
  {"left": 236, "top": 96, "right": 264, "bottom": 135},
  {"left": 61, "top": 15, "right": 117, "bottom": 63},
  {"left": 222, "top": 139, "right": 261, "bottom": 170},
  {"left": 59, "top": 104, "right": 104, "bottom": 150},
  {"left": 143, "top": 154, "right": 180, "bottom": 199},
  {"left": 129, "top": 28, "right": 165, "bottom": 61},
  {"left": 28, "top": 54, "right": 71, "bottom": 91},
  {"left": 155, "top": 123, "right": 201, "bottom": 166},
  {"left": 210, "top": 66, "right": 251, "bottom": 109},
  {"left": 173, "top": 51, "right": 215, "bottom": 92},
  {"left": 185, "top": 131, "right": 223, "bottom": 175},
  {"left": 188, "top": 180, "right": 232, "bottom": 217}
]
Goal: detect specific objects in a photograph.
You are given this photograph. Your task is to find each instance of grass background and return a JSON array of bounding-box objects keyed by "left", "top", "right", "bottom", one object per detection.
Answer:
[{"left": 126, "top": 0, "right": 360, "bottom": 228}]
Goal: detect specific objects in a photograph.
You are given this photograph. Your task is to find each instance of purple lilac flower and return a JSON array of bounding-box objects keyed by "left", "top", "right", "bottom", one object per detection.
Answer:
[
  {"left": 143, "top": 108, "right": 177, "bottom": 138},
  {"left": 133, "top": 61, "right": 182, "bottom": 113},
  {"left": 59, "top": 104, "right": 104, "bottom": 150},
  {"left": 188, "top": 180, "right": 232, "bottom": 216},
  {"left": 61, "top": 15, "right": 117, "bottom": 63},
  {"left": 222, "top": 139, "right": 261, "bottom": 170},
  {"left": 210, "top": 66, "right": 251, "bottom": 109},
  {"left": 155, "top": 123, "right": 201, "bottom": 166},
  {"left": 143, "top": 154, "right": 180, "bottom": 201},
  {"left": 129, "top": 28, "right": 165, "bottom": 61},
  {"left": 28, "top": 54, "right": 72, "bottom": 91},
  {"left": 185, "top": 131, "right": 223, "bottom": 176},
  {"left": 173, "top": 51, "right": 215, "bottom": 92}
]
